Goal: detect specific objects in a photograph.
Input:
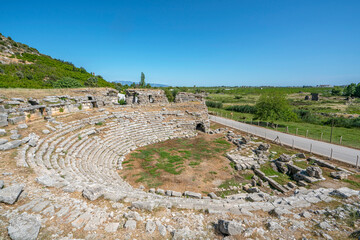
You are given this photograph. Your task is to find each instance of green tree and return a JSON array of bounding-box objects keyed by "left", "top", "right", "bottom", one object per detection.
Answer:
[
  {"left": 255, "top": 92, "right": 297, "bottom": 122},
  {"left": 343, "top": 83, "right": 356, "bottom": 97},
  {"left": 354, "top": 83, "right": 360, "bottom": 98},
  {"left": 139, "top": 72, "right": 145, "bottom": 88},
  {"left": 52, "top": 77, "right": 83, "bottom": 88},
  {"left": 84, "top": 77, "right": 98, "bottom": 87},
  {"left": 331, "top": 86, "right": 342, "bottom": 96}
]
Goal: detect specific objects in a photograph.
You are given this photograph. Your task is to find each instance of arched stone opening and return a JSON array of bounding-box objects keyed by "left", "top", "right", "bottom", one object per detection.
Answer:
[{"left": 196, "top": 123, "right": 206, "bottom": 132}]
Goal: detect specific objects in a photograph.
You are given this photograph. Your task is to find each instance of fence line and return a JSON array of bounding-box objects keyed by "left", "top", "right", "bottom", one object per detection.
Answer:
[{"left": 209, "top": 115, "right": 360, "bottom": 167}]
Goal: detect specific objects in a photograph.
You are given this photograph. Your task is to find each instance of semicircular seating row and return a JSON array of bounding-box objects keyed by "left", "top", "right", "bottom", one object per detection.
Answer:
[
  {"left": 19, "top": 111, "right": 204, "bottom": 195},
  {"left": 16, "top": 110, "right": 319, "bottom": 213}
]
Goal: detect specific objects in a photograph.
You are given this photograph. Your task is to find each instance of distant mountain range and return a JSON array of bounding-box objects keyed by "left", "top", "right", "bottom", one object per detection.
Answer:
[{"left": 114, "top": 81, "right": 169, "bottom": 87}]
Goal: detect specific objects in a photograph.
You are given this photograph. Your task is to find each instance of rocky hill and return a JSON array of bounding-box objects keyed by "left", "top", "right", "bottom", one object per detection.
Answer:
[{"left": 0, "top": 33, "right": 114, "bottom": 89}]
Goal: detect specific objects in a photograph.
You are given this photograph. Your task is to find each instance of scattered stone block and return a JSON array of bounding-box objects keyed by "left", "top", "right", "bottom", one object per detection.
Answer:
[
  {"left": 10, "top": 134, "right": 21, "bottom": 140},
  {"left": 0, "top": 140, "right": 22, "bottom": 151},
  {"left": 156, "top": 188, "right": 165, "bottom": 195},
  {"left": 42, "top": 130, "right": 50, "bottom": 134},
  {"left": 146, "top": 220, "right": 156, "bottom": 234},
  {"left": 36, "top": 175, "right": 55, "bottom": 187},
  {"left": 319, "top": 221, "right": 332, "bottom": 230},
  {"left": 330, "top": 187, "right": 359, "bottom": 199},
  {"left": 330, "top": 171, "right": 349, "bottom": 180},
  {"left": 0, "top": 129, "right": 6, "bottom": 136},
  {"left": 184, "top": 191, "right": 202, "bottom": 199},
  {"left": 266, "top": 221, "right": 283, "bottom": 231},
  {"left": 17, "top": 123, "right": 28, "bottom": 129},
  {"left": 306, "top": 166, "right": 323, "bottom": 179},
  {"left": 208, "top": 192, "right": 218, "bottom": 199},
  {"left": 278, "top": 154, "right": 292, "bottom": 162},
  {"left": 0, "top": 184, "right": 24, "bottom": 204},
  {"left": 7, "top": 213, "right": 41, "bottom": 240},
  {"left": 131, "top": 201, "right": 156, "bottom": 211},
  {"left": 124, "top": 219, "right": 137, "bottom": 230},
  {"left": 171, "top": 191, "right": 182, "bottom": 197},
  {"left": 8, "top": 116, "right": 26, "bottom": 125},
  {"left": 104, "top": 222, "right": 119, "bottom": 233},
  {"left": 82, "top": 185, "right": 104, "bottom": 201},
  {"left": 218, "top": 219, "right": 243, "bottom": 236},
  {"left": 301, "top": 211, "right": 312, "bottom": 218},
  {"left": 296, "top": 153, "right": 306, "bottom": 158},
  {"left": 0, "top": 139, "right": 8, "bottom": 145}
]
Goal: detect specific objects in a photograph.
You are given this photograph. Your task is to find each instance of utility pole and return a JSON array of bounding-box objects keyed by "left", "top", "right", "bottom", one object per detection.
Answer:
[{"left": 330, "top": 118, "right": 334, "bottom": 143}]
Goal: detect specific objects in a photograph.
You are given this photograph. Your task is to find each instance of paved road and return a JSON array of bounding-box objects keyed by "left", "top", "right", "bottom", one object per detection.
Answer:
[{"left": 210, "top": 115, "right": 360, "bottom": 167}]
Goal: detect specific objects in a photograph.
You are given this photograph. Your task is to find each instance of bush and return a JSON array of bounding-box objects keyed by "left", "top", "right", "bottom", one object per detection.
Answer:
[
  {"left": 206, "top": 101, "right": 223, "bottom": 108},
  {"left": 84, "top": 77, "right": 98, "bottom": 87},
  {"left": 164, "top": 88, "right": 177, "bottom": 102},
  {"left": 226, "top": 105, "right": 256, "bottom": 114},
  {"left": 15, "top": 71, "right": 24, "bottom": 79},
  {"left": 78, "top": 104, "right": 83, "bottom": 110},
  {"left": 0, "top": 67, "right": 4, "bottom": 74},
  {"left": 26, "top": 74, "right": 33, "bottom": 80},
  {"left": 52, "top": 77, "right": 83, "bottom": 88},
  {"left": 323, "top": 117, "right": 360, "bottom": 128},
  {"left": 331, "top": 86, "right": 342, "bottom": 96},
  {"left": 118, "top": 99, "right": 126, "bottom": 105},
  {"left": 255, "top": 92, "right": 297, "bottom": 122},
  {"left": 294, "top": 109, "right": 323, "bottom": 124}
]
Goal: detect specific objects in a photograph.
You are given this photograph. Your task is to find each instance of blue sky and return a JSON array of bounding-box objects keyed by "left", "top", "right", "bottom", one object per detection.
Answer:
[{"left": 1, "top": 0, "right": 359, "bottom": 86}]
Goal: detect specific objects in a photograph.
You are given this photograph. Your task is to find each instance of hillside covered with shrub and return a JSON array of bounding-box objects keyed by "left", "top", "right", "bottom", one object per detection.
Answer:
[{"left": 0, "top": 33, "right": 114, "bottom": 89}]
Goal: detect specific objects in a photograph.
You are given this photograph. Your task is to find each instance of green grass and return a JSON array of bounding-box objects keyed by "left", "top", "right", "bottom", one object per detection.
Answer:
[
  {"left": 293, "top": 160, "right": 308, "bottom": 169},
  {"left": 342, "top": 175, "right": 360, "bottom": 190},
  {"left": 260, "top": 162, "right": 292, "bottom": 185},
  {"left": 268, "top": 144, "right": 297, "bottom": 159},
  {"left": 123, "top": 137, "right": 232, "bottom": 188}
]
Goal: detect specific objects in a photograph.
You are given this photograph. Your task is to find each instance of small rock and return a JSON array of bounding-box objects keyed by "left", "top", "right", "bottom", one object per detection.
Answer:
[
  {"left": 131, "top": 201, "right": 156, "bottom": 211},
  {"left": 10, "top": 134, "right": 21, "bottom": 140},
  {"left": 82, "top": 185, "right": 104, "bottom": 201},
  {"left": 218, "top": 219, "right": 243, "bottom": 236},
  {"left": 208, "top": 192, "right": 218, "bottom": 199},
  {"left": 330, "top": 171, "right": 349, "bottom": 180},
  {"left": 266, "top": 221, "right": 283, "bottom": 231},
  {"left": 0, "top": 184, "right": 24, "bottom": 204},
  {"left": 306, "top": 166, "right": 323, "bottom": 179},
  {"left": 301, "top": 211, "right": 312, "bottom": 218},
  {"left": 36, "top": 175, "right": 55, "bottom": 187},
  {"left": 42, "top": 130, "right": 50, "bottom": 134},
  {"left": 296, "top": 153, "right": 306, "bottom": 158},
  {"left": 17, "top": 124, "right": 28, "bottom": 129},
  {"left": 278, "top": 154, "right": 292, "bottom": 162},
  {"left": 104, "top": 222, "right": 119, "bottom": 233},
  {"left": 319, "top": 221, "right": 332, "bottom": 230},
  {"left": 0, "top": 129, "right": 6, "bottom": 136},
  {"left": 124, "top": 219, "right": 136, "bottom": 230},
  {"left": 0, "top": 139, "right": 8, "bottom": 145},
  {"left": 287, "top": 182, "right": 297, "bottom": 188},
  {"left": 146, "top": 220, "right": 156, "bottom": 234}
]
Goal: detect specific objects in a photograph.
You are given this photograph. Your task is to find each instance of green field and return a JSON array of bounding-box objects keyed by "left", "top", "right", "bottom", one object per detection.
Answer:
[{"left": 208, "top": 101, "right": 360, "bottom": 149}]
